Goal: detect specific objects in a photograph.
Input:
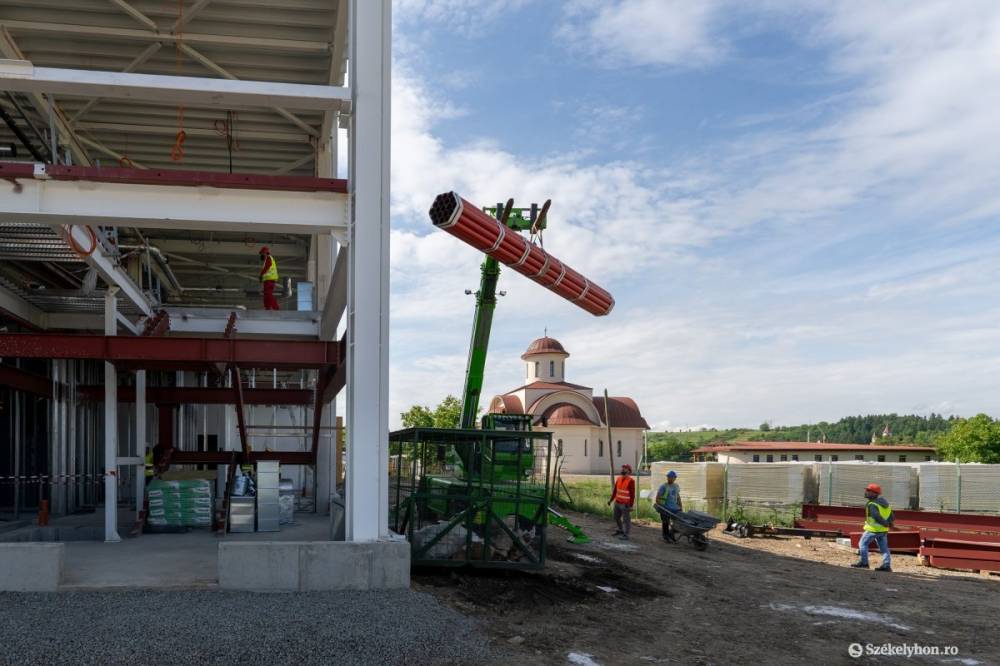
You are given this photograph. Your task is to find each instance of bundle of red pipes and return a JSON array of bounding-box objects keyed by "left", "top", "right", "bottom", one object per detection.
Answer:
[{"left": 429, "top": 192, "right": 614, "bottom": 316}]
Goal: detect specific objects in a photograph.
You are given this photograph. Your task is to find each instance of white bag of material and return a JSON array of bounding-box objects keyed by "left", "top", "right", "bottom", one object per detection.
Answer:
[
  {"left": 412, "top": 522, "right": 468, "bottom": 559},
  {"left": 726, "top": 463, "right": 811, "bottom": 505},
  {"left": 816, "top": 462, "right": 917, "bottom": 509},
  {"left": 918, "top": 463, "right": 1000, "bottom": 513},
  {"left": 649, "top": 462, "right": 725, "bottom": 509}
]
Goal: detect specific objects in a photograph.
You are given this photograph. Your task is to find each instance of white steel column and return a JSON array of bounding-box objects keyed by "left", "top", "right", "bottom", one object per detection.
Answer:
[
  {"left": 345, "top": 0, "right": 391, "bottom": 541},
  {"left": 104, "top": 288, "right": 121, "bottom": 542},
  {"left": 135, "top": 370, "right": 146, "bottom": 513}
]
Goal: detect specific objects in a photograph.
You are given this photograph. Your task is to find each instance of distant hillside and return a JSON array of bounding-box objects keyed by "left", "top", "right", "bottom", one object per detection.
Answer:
[{"left": 646, "top": 414, "right": 955, "bottom": 463}]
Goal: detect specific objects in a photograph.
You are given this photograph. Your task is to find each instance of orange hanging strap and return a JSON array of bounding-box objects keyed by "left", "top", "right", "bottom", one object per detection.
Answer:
[{"left": 171, "top": 0, "right": 186, "bottom": 162}]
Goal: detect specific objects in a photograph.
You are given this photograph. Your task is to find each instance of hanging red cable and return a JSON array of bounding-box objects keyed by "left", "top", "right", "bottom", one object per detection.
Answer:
[{"left": 170, "top": 0, "right": 186, "bottom": 162}]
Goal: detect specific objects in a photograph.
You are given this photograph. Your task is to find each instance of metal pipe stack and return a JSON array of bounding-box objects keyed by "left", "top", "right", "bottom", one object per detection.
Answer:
[{"left": 429, "top": 192, "right": 615, "bottom": 316}]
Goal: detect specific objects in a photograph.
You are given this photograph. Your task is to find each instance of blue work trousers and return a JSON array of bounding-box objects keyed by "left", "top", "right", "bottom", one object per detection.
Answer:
[{"left": 858, "top": 530, "right": 891, "bottom": 568}]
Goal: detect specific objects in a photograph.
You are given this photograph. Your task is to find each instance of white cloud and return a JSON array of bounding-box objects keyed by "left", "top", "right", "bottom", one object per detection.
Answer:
[
  {"left": 387, "top": 2, "right": 1000, "bottom": 430},
  {"left": 557, "top": 0, "right": 729, "bottom": 68}
]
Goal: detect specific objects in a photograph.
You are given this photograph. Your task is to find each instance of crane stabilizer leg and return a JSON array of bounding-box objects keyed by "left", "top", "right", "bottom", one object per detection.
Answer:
[{"left": 548, "top": 507, "right": 590, "bottom": 545}]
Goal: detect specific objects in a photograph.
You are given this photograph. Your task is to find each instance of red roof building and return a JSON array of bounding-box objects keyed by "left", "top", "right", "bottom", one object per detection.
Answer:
[
  {"left": 691, "top": 441, "right": 937, "bottom": 464},
  {"left": 488, "top": 336, "right": 649, "bottom": 474}
]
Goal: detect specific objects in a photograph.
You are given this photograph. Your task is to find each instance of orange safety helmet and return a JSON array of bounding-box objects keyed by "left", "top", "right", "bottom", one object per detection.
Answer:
[
  {"left": 865, "top": 483, "right": 882, "bottom": 495},
  {"left": 259, "top": 245, "right": 270, "bottom": 255},
  {"left": 621, "top": 464, "right": 632, "bottom": 473}
]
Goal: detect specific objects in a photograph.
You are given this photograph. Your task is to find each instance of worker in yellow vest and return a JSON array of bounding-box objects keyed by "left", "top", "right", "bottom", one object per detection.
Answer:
[
  {"left": 259, "top": 246, "right": 280, "bottom": 311},
  {"left": 144, "top": 447, "right": 155, "bottom": 485},
  {"left": 850, "top": 483, "right": 894, "bottom": 572}
]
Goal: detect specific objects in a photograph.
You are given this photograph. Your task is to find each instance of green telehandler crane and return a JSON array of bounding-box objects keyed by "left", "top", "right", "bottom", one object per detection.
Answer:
[{"left": 454, "top": 198, "right": 589, "bottom": 545}]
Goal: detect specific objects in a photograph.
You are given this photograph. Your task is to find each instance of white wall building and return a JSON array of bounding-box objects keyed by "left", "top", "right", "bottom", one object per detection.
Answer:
[
  {"left": 488, "top": 336, "right": 649, "bottom": 474},
  {"left": 692, "top": 441, "right": 937, "bottom": 464}
]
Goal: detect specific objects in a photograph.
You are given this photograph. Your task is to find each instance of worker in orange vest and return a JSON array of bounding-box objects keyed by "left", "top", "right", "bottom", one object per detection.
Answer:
[
  {"left": 607, "top": 463, "right": 636, "bottom": 541},
  {"left": 259, "top": 246, "right": 280, "bottom": 311}
]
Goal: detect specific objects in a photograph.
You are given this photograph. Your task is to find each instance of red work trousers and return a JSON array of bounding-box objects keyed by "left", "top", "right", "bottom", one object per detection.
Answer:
[{"left": 262, "top": 280, "right": 280, "bottom": 310}]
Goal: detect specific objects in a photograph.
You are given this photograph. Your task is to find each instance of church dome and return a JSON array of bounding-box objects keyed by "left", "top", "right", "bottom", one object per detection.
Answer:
[
  {"left": 521, "top": 336, "right": 569, "bottom": 360},
  {"left": 536, "top": 402, "right": 597, "bottom": 426}
]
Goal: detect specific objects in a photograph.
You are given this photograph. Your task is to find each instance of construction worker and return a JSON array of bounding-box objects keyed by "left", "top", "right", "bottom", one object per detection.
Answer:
[
  {"left": 258, "top": 246, "right": 280, "bottom": 311},
  {"left": 656, "top": 470, "right": 683, "bottom": 543},
  {"left": 607, "top": 463, "right": 635, "bottom": 541},
  {"left": 850, "top": 483, "right": 894, "bottom": 572},
  {"left": 144, "top": 447, "right": 155, "bottom": 485}
]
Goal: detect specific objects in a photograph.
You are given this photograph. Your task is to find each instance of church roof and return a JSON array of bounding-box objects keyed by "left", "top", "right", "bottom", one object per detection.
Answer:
[
  {"left": 521, "top": 336, "right": 569, "bottom": 359},
  {"left": 592, "top": 396, "right": 650, "bottom": 429},
  {"left": 535, "top": 403, "right": 598, "bottom": 426},
  {"left": 489, "top": 394, "right": 524, "bottom": 414},
  {"left": 506, "top": 380, "right": 591, "bottom": 393}
]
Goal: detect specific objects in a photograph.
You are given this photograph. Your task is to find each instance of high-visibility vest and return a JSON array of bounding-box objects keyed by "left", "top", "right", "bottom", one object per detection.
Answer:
[
  {"left": 863, "top": 499, "right": 893, "bottom": 533},
  {"left": 144, "top": 451, "right": 154, "bottom": 477},
  {"left": 614, "top": 476, "right": 632, "bottom": 505},
  {"left": 262, "top": 255, "right": 279, "bottom": 282}
]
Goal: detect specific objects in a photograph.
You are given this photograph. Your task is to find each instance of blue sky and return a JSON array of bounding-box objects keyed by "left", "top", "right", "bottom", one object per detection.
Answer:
[{"left": 386, "top": 0, "right": 1000, "bottom": 430}]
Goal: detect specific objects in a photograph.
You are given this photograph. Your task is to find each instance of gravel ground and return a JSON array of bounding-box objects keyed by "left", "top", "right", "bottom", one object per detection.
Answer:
[{"left": 0, "top": 590, "right": 498, "bottom": 666}]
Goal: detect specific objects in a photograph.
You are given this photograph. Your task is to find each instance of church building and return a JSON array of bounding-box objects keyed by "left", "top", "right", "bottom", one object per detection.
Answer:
[{"left": 488, "top": 336, "right": 649, "bottom": 474}]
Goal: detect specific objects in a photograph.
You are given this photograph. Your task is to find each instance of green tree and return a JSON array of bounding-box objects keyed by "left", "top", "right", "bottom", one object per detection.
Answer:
[
  {"left": 400, "top": 404, "right": 433, "bottom": 428},
  {"left": 936, "top": 414, "right": 1000, "bottom": 463},
  {"left": 759, "top": 421, "right": 770, "bottom": 432},
  {"left": 432, "top": 395, "right": 463, "bottom": 429}
]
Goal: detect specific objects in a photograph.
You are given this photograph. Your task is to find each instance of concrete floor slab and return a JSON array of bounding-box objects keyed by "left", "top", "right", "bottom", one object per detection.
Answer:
[{"left": 60, "top": 513, "right": 331, "bottom": 590}]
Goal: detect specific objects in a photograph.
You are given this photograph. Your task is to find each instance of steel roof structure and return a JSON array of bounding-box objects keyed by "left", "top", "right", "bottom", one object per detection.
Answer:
[
  {"left": 0, "top": 0, "right": 392, "bottom": 546},
  {"left": 0, "top": 0, "right": 347, "bottom": 319}
]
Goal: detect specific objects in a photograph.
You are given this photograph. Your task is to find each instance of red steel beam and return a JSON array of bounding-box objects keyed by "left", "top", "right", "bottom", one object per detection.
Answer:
[
  {"left": 0, "top": 364, "right": 52, "bottom": 399},
  {"left": 142, "top": 309, "right": 170, "bottom": 337},
  {"left": 158, "top": 404, "right": 174, "bottom": 450},
  {"left": 232, "top": 367, "right": 251, "bottom": 459},
  {"left": 76, "top": 386, "right": 312, "bottom": 405},
  {"left": 802, "top": 504, "right": 1000, "bottom": 534},
  {"left": 312, "top": 367, "right": 335, "bottom": 458},
  {"left": 849, "top": 531, "right": 921, "bottom": 553},
  {"left": 0, "top": 334, "right": 340, "bottom": 370},
  {"left": 926, "top": 556, "right": 1000, "bottom": 572},
  {"left": 0, "top": 162, "right": 347, "bottom": 193}
]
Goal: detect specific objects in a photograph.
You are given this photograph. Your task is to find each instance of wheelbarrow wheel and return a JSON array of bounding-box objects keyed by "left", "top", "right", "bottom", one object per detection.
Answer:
[{"left": 693, "top": 534, "right": 709, "bottom": 551}]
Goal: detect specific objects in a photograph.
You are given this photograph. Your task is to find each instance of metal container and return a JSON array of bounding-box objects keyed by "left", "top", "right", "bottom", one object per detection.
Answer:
[
  {"left": 229, "top": 497, "right": 255, "bottom": 533},
  {"left": 279, "top": 478, "right": 295, "bottom": 525},
  {"left": 255, "top": 462, "right": 281, "bottom": 532}
]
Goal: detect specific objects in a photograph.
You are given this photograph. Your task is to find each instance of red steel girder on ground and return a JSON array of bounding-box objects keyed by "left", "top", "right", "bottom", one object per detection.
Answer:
[
  {"left": 0, "top": 364, "right": 52, "bottom": 399},
  {"left": 802, "top": 504, "right": 1000, "bottom": 534},
  {"left": 849, "top": 531, "right": 921, "bottom": 553},
  {"left": 0, "top": 334, "right": 340, "bottom": 370},
  {"left": 925, "top": 556, "right": 1000, "bottom": 572},
  {"left": 76, "top": 386, "right": 312, "bottom": 405},
  {"left": 0, "top": 162, "right": 347, "bottom": 194}
]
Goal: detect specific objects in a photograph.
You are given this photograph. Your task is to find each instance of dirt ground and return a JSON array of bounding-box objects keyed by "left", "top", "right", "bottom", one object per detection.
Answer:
[{"left": 413, "top": 510, "right": 1000, "bottom": 666}]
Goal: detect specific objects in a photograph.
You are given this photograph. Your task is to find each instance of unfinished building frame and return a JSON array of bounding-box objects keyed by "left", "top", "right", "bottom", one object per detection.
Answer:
[{"left": 0, "top": 0, "right": 390, "bottom": 543}]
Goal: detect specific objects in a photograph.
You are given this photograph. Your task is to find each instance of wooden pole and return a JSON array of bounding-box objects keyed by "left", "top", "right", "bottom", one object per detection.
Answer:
[{"left": 603, "top": 389, "right": 617, "bottom": 489}]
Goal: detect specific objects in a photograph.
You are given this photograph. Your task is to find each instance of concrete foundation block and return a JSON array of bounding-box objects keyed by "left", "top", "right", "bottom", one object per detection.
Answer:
[
  {"left": 0, "top": 543, "right": 64, "bottom": 591},
  {"left": 218, "top": 542, "right": 300, "bottom": 591},
  {"left": 299, "top": 542, "right": 372, "bottom": 591},
  {"left": 369, "top": 539, "right": 411, "bottom": 589},
  {"left": 218, "top": 540, "right": 410, "bottom": 591}
]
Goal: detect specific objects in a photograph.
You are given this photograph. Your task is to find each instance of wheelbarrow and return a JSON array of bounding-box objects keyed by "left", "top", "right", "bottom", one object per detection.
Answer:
[{"left": 655, "top": 504, "right": 720, "bottom": 551}]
